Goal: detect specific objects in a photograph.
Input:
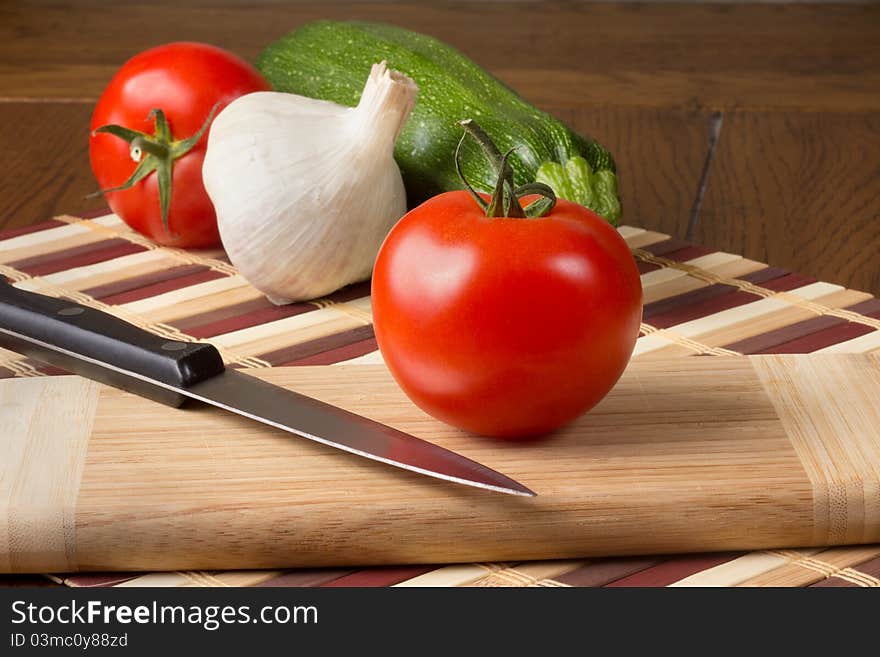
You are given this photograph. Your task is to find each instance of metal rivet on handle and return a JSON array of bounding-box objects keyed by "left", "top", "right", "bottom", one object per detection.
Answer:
[
  {"left": 161, "top": 341, "right": 188, "bottom": 352},
  {"left": 57, "top": 307, "right": 85, "bottom": 316}
]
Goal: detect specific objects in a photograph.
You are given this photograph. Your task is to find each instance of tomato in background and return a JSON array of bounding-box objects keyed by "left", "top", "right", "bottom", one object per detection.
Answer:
[
  {"left": 89, "top": 42, "right": 270, "bottom": 248},
  {"left": 371, "top": 189, "right": 643, "bottom": 439}
]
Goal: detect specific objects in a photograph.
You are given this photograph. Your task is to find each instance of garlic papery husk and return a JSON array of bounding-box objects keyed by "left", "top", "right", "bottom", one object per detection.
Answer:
[{"left": 202, "top": 62, "right": 418, "bottom": 304}]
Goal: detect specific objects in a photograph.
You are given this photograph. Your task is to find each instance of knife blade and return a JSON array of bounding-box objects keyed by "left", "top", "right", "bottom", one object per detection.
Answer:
[{"left": 0, "top": 279, "right": 534, "bottom": 497}]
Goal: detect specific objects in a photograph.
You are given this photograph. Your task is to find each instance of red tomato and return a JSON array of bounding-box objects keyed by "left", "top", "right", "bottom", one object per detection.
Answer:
[
  {"left": 371, "top": 193, "right": 643, "bottom": 438},
  {"left": 89, "top": 42, "right": 270, "bottom": 248}
]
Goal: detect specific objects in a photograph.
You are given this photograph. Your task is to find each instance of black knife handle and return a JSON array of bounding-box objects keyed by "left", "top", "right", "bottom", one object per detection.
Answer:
[{"left": 0, "top": 278, "right": 224, "bottom": 406}]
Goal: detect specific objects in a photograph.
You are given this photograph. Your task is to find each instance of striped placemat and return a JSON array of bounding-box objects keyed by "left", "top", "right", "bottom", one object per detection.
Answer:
[{"left": 1, "top": 211, "right": 878, "bottom": 587}]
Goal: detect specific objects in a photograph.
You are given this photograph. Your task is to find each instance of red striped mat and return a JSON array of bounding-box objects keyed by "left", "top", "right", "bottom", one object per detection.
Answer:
[{"left": 2, "top": 211, "right": 879, "bottom": 587}]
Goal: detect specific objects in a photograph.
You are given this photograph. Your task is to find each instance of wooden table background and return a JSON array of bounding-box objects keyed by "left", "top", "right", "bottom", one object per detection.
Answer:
[
  {"left": 0, "top": 1, "right": 878, "bottom": 585},
  {"left": 1, "top": 1, "right": 878, "bottom": 295}
]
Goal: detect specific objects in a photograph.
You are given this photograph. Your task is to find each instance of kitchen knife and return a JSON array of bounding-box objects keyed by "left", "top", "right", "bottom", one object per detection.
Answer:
[{"left": 0, "top": 279, "right": 534, "bottom": 497}]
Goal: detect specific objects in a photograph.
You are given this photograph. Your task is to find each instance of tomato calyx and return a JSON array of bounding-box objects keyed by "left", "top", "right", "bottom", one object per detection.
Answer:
[
  {"left": 455, "top": 119, "right": 557, "bottom": 219},
  {"left": 89, "top": 103, "right": 219, "bottom": 235}
]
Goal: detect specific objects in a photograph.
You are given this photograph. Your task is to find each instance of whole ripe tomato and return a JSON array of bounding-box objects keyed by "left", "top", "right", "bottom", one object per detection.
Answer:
[
  {"left": 89, "top": 42, "right": 270, "bottom": 248},
  {"left": 371, "top": 182, "right": 642, "bottom": 438}
]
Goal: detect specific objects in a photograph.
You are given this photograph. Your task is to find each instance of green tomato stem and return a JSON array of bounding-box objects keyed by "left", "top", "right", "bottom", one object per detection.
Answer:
[
  {"left": 89, "top": 103, "right": 220, "bottom": 236},
  {"left": 455, "top": 119, "right": 556, "bottom": 219}
]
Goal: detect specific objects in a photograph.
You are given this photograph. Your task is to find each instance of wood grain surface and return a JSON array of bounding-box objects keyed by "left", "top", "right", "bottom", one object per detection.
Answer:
[
  {"left": 695, "top": 111, "right": 880, "bottom": 296},
  {"left": 1, "top": 354, "right": 878, "bottom": 573},
  {"left": 2, "top": 2, "right": 877, "bottom": 111},
  {"left": 0, "top": 103, "right": 106, "bottom": 233},
  {"left": 564, "top": 106, "right": 715, "bottom": 239}
]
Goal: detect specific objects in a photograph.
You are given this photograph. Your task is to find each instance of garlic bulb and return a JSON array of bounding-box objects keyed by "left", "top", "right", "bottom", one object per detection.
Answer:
[{"left": 202, "top": 62, "right": 418, "bottom": 304}]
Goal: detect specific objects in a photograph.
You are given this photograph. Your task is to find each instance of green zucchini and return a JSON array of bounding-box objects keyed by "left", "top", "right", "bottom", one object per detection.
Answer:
[{"left": 258, "top": 20, "right": 621, "bottom": 224}]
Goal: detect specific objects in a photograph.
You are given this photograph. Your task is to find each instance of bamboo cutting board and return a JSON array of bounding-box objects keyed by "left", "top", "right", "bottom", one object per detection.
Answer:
[{"left": 2, "top": 353, "right": 878, "bottom": 574}]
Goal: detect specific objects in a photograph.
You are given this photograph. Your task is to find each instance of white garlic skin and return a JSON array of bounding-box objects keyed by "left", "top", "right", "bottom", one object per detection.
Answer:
[{"left": 203, "top": 63, "right": 416, "bottom": 304}]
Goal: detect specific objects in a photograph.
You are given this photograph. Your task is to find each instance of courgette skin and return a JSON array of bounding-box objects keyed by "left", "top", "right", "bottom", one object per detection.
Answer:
[{"left": 258, "top": 21, "right": 621, "bottom": 224}]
